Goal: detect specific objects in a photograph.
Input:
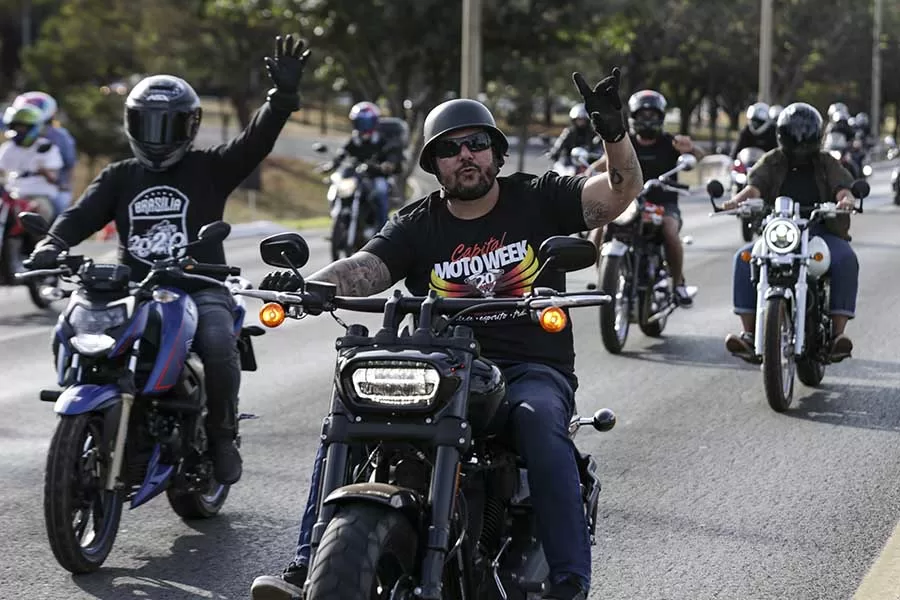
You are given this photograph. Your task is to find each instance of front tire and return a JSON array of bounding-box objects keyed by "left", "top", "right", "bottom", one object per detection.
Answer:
[
  {"left": 763, "top": 297, "right": 796, "bottom": 412},
  {"left": 44, "top": 413, "right": 124, "bottom": 574},
  {"left": 306, "top": 503, "right": 418, "bottom": 600},
  {"left": 167, "top": 481, "right": 229, "bottom": 520},
  {"left": 330, "top": 218, "right": 349, "bottom": 262},
  {"left": 597, "top": 255, "right": 630, "bottom": 354}
]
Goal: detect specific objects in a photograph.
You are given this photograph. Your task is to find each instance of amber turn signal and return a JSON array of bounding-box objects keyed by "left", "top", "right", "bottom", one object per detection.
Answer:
[
  {"left": 812, "top": 252, "right": 824, "bottom": 261},
  {"left": 740, "top": 250, "right": 752, "bottom": 262},
  {"left": 259, "top": 302, "right": 286, "bottom": 328},
  {"left": 538, "top": 307, "right": 567, "bottom": 333}
]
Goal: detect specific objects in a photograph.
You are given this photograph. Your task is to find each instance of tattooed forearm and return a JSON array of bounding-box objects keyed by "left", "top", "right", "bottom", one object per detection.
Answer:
[
  {"left": 307, "top": 251, "right": 394, "bottom": 297},
  {"left": 580, "top": 139, "right": 643, "bottom": 229}
]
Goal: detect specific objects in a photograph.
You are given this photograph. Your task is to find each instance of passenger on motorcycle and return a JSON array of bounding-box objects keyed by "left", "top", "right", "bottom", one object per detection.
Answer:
[
  {"left": 588, "top": 89, "right": 703, "bottom": 307},
  {"left": 722, "top": 102, "right": 858, "bottom": 363},
  {"left": 320, "top": 101, "right": 403, "bottom": 229},
  {"left": 548, "top": 103, "right": 604, "bottom": 166},
  {"left": 25, "top": 34, "right": 311, "bottom": 486},
  {"left": 12, "top": 91, "right": 78, "bottom": 217},
  {"left": 250, "top": 68, "right": 643, "bottom": 600},
  {"left": 0, "top": 104, "right": 63, "bottom": 223},
  {"left": 731, "top": 102, "right": 777, "bottom": 158}
]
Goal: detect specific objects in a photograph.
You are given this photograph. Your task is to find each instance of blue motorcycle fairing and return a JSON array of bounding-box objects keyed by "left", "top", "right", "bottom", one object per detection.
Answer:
[
  {"left": 142, "top": 288, "right": 198, "bottom": 395},
  {"left": 130, "top": 444, "right": 175, "bottom": 509},
  {"left": 109, "top": 300, "right": 151, "bottom": 358},
  {"left": 54, "top": 327, "right": 70, "bottom": 388},
  {"left": 54, "top": 383, "right": 122, "bottom": 415},
  {"left": 232, "top": 303, "right": 246, "bottom": 337}
]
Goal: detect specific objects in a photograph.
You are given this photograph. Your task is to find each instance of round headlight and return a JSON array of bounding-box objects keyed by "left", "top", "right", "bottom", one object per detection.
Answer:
[
  {"left": 612, "top": 200, "right": 638, "bottom": 225},
  {"left": 763, "top": 218, "right": 800, "bottom": 254},
  {"left": 337, "top": 178, "right": 358, "bottom": 198}
]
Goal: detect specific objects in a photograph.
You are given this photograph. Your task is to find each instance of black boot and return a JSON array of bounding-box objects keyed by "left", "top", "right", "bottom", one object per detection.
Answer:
[{"left": 207, "top": 398, "right": 242, "bottom": 485}]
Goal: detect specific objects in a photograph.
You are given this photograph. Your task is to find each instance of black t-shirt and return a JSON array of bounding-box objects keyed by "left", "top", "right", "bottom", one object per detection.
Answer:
[
  {"left": 631, "top": 132, "right": 681, "bottom": 205},
  {"left": 732, "top": 126, "right": 778, "bottom": 157},
  {"left": 362, "top": 171, "right": 587, "bottom": 379},
  {"left": 778, "top": 163, "right": 821, "bottom": 214},
  {"left": 49, "top": 102, "right": 291, "bottom": 289}
]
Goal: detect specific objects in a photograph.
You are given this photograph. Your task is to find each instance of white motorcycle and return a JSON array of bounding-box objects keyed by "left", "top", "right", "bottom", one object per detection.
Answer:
[{"left": 707, "top": 178, "right": 870, "bottom": 412}]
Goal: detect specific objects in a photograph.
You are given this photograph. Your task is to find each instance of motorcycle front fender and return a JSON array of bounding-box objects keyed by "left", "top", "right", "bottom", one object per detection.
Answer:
[
  {"left": 600, "top": 238, "right": 629, "bottom": 258},
  {"left": 54, "top": 383, "right": 122, "bottom": 415},
  {"left": 764, "top": 286, "right": 793, "bottom": 302},
  {"left": 323, "top": 482, "right": 423, "bottom": 528}
]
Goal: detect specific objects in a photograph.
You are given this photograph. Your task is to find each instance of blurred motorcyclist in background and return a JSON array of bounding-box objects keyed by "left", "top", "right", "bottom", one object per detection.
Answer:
[
  {"left": 548, "top": 103, "right": 603, "bottom": 166},
  {"left": 825, "top": 105, "right": 863, "bottom": 176},
  {"left": 320, "top": 101, "right": 403, "bottom": 228},
  {"left": 589, "top": 89, "right": 703, "bottom": 307},
  {"left": 12, "top": 92, "right": 77, "bottom": 217},
  {"left": 731, "top": 102, "right": 777, "bottom": 158},
  {"left": 825, "top": 105, "right": 855, "bottom": 141},
  {"left": 851, "top": 112, "right": 873, "bottom": 150},
  {"left": 0, "top": 104, "right": 63, "bottom": 223}
]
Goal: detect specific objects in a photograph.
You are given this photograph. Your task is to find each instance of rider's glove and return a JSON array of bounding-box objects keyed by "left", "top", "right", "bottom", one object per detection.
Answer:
[
  {"left": 264, "top": 34, "right": 311, "bottom": 112},
  {"left": 259, "top": 270, "right": 303, "bottom": 292},
  {"left": 25, "top": 243, "right": 62, "bottom": 270},
  {"left": 572, "top": 68, "right": 627, "bottom": 143}
]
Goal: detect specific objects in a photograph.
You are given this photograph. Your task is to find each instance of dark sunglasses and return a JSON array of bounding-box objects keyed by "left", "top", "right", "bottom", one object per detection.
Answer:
[{"left": 432, "top": 131, "right": 493, "bottom": 159}]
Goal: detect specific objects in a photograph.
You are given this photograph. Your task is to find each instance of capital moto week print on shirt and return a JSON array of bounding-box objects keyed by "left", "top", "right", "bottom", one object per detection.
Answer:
[
  {"left": 430, "top": 232, "right": 540, "bottom": 299},
  {"left": 127, "top": 185, "right": 191, "bottom": 265},
  {"left": 363, "top": 171, "right": 588, "bottom": 377}
]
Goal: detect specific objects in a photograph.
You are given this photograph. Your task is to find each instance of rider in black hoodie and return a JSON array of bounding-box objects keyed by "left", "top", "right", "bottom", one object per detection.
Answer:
[{"left": 26, "top": 34, "right": 312, "bottom": 486}]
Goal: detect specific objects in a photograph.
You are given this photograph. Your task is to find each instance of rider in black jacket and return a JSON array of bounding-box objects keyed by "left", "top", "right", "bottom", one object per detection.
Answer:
[
  {"left": 26, "top": 34, "right": 311, "bottom": 486},
  {"left": 548, "top": 103, "right": 604, "bottom": 166}
]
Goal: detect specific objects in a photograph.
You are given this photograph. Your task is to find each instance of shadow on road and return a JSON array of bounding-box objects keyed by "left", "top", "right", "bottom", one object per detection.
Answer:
[
  {"left": 785, "top": 359, "right": 900, "bottom": 432},
  {"left": 69, "top": 512, "right": 296, "bottom": 599},
  {"left": 621, "top": 333, "right": 750, "bottom": 371}
]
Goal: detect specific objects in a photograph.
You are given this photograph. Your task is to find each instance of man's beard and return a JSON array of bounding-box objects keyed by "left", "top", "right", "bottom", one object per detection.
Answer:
[{"left": 442, "top": 160, "right": 498, "bottom": 201}]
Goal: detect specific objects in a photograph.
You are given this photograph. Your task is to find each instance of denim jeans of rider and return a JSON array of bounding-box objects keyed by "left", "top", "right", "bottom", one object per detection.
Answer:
[
  {"left": 732, "top": 223, "right": 859, "bottom": 317},
  {"left": 190, "top": 288, "right": 241, "bottom": 439},
  {"left": 372, "top": 176, "right": 389, "bottom": 229},
  {"left": 292, "top": 362, "right": 592, "bottom": 592}
]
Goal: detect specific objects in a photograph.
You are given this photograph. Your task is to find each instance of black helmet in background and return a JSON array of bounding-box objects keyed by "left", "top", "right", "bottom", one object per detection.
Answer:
[
  {"left": 776, "top": 102, "right": 823, "bottom": 162},
  {"left": 124, "top": 75, "right": 202, "bottom": 171},
  {"left": 418, "top": 99, "right": 509, "bottom": 174},
  {"left": 627, "top": 90, "right": 666, "bottom": 139}
]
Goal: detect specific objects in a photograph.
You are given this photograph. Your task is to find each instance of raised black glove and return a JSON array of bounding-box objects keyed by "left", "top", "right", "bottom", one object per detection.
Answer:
[
  {"left": 24, "top": 243, "right": 62, "bottom": 270},
  {"left": 265, "top": 34, "right": 310, "bottom": 94},
  {"left": 572, "top": 68, "right": 627, "bottom": 143},
  {"left": 259, "top": 270, "right": 303, "bottom": 292}
]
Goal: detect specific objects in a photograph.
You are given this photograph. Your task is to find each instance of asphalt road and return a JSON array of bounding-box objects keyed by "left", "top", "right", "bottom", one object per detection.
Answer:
[{"left": 2, "top": 167, "right": 900, "bottom": 600}]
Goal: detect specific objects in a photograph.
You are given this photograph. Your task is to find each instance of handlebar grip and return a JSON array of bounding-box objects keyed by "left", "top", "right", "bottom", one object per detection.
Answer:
[
  {"left": 669, "top": 181, "right": 690, "bottom": 190},
  {"left": 185, "top": 263, "right": 241, "bottom": 277}
]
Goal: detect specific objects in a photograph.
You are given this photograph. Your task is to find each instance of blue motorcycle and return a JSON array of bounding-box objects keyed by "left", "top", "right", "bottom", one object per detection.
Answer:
[{"left": 15, "top": 213, "right": 265, "bottom": 574}]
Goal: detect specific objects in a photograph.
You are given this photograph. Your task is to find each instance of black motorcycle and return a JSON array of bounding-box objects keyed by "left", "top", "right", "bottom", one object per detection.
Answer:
[
  {"left": 239, "top": 233, "right": 616, "bottom": 600},
  {"left": 594, "top": 153, "right": 697, "bottom": 354}
]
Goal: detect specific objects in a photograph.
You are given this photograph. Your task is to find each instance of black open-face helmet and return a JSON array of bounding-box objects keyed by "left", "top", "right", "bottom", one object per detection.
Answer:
[
  {"left": 124, "top": 75, "right": 202, "bottom": 171},
  {"left": 776, "top": 102, "right": 823, "bottom": 162},
  {"left": 418, "top": 99, "right": 509, "bottom": 174}
]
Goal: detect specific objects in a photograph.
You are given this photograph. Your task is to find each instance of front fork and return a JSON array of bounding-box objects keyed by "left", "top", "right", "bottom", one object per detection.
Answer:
[
  {"left": 752, "top": 264, "right": 808, "bottom": 358},
  {"left": 346, "top": 193, "right": 361, "bottom": 248},
  {"left": 104, "top": 339, "right": 142, "bottom": 491}
]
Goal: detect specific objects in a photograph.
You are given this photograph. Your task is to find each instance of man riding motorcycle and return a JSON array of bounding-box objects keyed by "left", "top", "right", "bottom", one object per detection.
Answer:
[
  {"left": 548, "top": 103, "right": 604, "bottom": 167},
  {"left": 11, "top": 91, "right": 78, "bottom": 217},
  {"left": 24, "top": 34, "right": 311, "bottom": 486},
  {"left": 587, "top": 89, "right": 703, "bottom": 307},
  {"left": 722, "top": 102, "right": 858, "bottom": 363},
  {"left": 824, "top": 106, "right": 863, "bottom": 176},
  {"left": 0, "top": 104, "right": 63, "bottom": 223},
  {"left": 731, "top": 102, "right": 777, "bottom": 158},
  {"left": 320, "top": 101, "right": 403, "bottom": 229},
  {"left": 249, "top": 67, "right": 643, "bottom": 600}
]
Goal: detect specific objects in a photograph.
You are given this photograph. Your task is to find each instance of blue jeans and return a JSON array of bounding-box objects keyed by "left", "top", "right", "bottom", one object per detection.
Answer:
[
  {"left": 191, "top": 288, "right": 241, "bottom": 437},
  {"left": 732, "top": 224, "right": 858, "bottom": 317},
  {"left": 371, "top": 176, "right": 389, "bottom": 229},
  {"left": 293, "top": 362, "right": 591, "bottom": 591}
]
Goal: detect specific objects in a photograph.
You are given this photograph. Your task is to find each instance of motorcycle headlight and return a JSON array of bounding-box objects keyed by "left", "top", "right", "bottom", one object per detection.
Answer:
[
  {"left": 337, "top": 178, "right": 358, "bottom": 198},
  {"left": 733, "top": 173, "right": 747, "bottom": 185},
  {"left": 68, "top": 304, "right": 129, "bottom": 336},
  {"left": 70, "top": 334, "right": 116, "bottom": 356},
  {"left": 349, "top": 360, "right": 441, "bottom": 408},
  {"left": 829, "top": 150, "right": 842, "bottom": 160},
  {"left": 612, "top": 200, "right": 638, "bottom": 225},
  {"left": 762, "top": 218, "right": 800, "bottom": 254},
  {"left": 862, "top": 164, "right": 872, "bottom": 177}
]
